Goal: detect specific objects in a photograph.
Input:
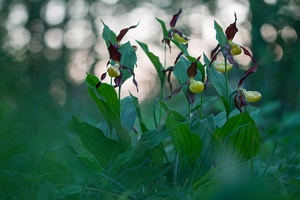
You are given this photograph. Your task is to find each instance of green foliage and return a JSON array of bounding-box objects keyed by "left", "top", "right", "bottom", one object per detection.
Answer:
[{"left": 1, "top": 3, "right": 300, "bottom": 199}]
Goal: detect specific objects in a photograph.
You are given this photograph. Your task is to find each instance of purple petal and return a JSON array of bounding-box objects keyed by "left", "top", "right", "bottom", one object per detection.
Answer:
[
  {"left": 238, "top": 64, "right": 258, "bottom": 88},
  {"left": 170, "top": 8, "right": 182, "bottom": 28},
  {"left": 108, "top": 41, "right": 121, "bottom": 62},
  {"left": 114, "top": 74, "right": 123, "bottom": 88},
  {"left": 225, "top": 13, "right": 238, "bottom": 40},
  {"left": 120, "top": 65, "right": 139, "bottom": 92},
  {"left": 234, "top": 90, "right": 247, "bottom": 113},
  {"left": 187, "top": 56, "right": 200, "bottom": 78},
  {"left": 165, "top": 80, "right": 189, "bottom": 100},
  {"left": 241, "top": 46, "right": 257, "bottom": 64},
  {"left": 101, "top": 72, "right": 107, "bottom": 81},
  {"left": 116, "top": 22, "right": 139, "bottom": 43},
  {"left": 186, "top": 89, "right": 196, "bottom": 105},
  {"left": 163, "top": 66, "right": 174, "bottom": 92}
]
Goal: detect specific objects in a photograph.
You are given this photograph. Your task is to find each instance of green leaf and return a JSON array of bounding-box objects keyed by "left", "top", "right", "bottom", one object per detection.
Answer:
[
  {"left": 101, "top": 20, "right": 117, "bottom": 47},
  {"left": 136, "top": 40, "right": 165, "bottom": 84},
  {"left": 167, "top": 37, "right": 196, "bottom": 62},
  {"left": 166, "top": 113, "right": 202, "bottom": 168},
  {"left": 156, "top": 18, "right": 169, "bottom": 38},
  {"left": 85, "top": 74, "right": 130, "bottom": 148},
  {"left": 86, "top": 73, "right": 120, "bottom": 116},
  {"left": 212, "top": 112, "right": 262, "bottom": 160},
  {"left": 119, "top": 41, "right": 137, "bottom": 82},
  {"left": 173, "top": 56, "right": 191, "bottom": 94},
  {"left": 88, "top": 87, "right": 131, "bottom": 148},
  {"left": 130, "top": 93, "right": 149, "bottom": 132},
  {"left": 214, "top": 20, "right": 227, "bottom": 47},
  {"left": 69, "top": 117, "right": 123, "bottom": 170},
  {"left": 204, "top": 54, "right": 233, "bottom": 98},
  {"left": 121, "top": 96, "right": 137, "bottom": 132}
]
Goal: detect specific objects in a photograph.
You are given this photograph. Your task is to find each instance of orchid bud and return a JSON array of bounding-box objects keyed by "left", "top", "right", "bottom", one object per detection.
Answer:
[
  {"left": 230, "top": 42, "right": 242, "bottom": 55},
  {"left": 189, "top": 80, "right": 204, "bottom": 93},
  {"left": 107, "top": 65, "right": 121, "bottom": 77},
  {"left": 132, "top": 45, "right": 137, "bottom": 51},
  {"left": 173, "top": 32, "right": 188, "bottom": 43},
  {"left": 243, "top": 90, "right": 262, "bottom": 102},
  {"left": 213, "top": 62, "right": 233, "bottom": 73}
]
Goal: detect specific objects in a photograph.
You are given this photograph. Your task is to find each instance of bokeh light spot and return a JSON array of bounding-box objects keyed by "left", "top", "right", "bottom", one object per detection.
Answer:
[
  {"left": 281, "top": 26, "right": 297, "bottom": 44},
  {"left": 260, "top": 23, "right": 277, "bottom": 43},
  {"left": 44, "top": 28, "right": 64, "bottom": 49},
  {"left": 43, "top": 0, "right": 66, "bottom": 25}
]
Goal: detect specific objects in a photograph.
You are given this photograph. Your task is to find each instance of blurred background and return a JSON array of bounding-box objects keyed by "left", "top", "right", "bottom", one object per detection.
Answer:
[{"left": 0, "top": 0, "right": 299, "bottom": 197}]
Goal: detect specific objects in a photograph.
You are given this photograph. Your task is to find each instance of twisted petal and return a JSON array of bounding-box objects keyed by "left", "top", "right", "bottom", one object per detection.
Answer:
[
  {"left": 116, "top": 22, "right": 139, "bottom": 43},
  {"left": 108, "top": 41, "right": 121, "bottom": 62},
  {"left": 170, "top": 8, "right": 182, "bottom": 28},
  {"left": 225, "top": 13, "right": 238, "bottom": 40},
  {"left": 119, "top": 65, "right": 139, "bottom": 92},
  {"left": 238, "top": 64, "right": 258, "bottom": 88},
  {"left": 234, "top": 89, "right": 247, "bottom": 113}
]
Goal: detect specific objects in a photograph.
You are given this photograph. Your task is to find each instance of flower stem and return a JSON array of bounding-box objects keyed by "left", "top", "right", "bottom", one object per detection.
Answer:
[
  {"left": 198, "top": 92, "right": 204, "bottom": 120},
  {"left": 224, "top": 56, "right": 230, "bottom": 120}
]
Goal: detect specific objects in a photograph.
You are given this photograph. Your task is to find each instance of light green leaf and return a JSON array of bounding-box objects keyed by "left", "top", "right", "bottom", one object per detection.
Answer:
[
  {"left": 69, "top": 117, "right": 123, "bottom": 170},
  {"left": 156, "top": 18, "right": 169, "bottom": 38},
  {"left": 212, "top": 112, "right": 262, "bottom": 160},
  {"left": 101, "top": 20, "right": 117, "bottom": 47},
  {"left": 214, "top": 20, "right": 227, "bottom": 47},
  {"left": 119, "top": 41, "right": 137, "bottom": 82}
]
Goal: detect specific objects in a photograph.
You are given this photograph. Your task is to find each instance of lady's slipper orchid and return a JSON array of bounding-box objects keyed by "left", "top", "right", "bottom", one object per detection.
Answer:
[
  {"left": 189, "top": 80, "right": 204, "bottom": 93},
  {"left": 161, "top": 8, "right": 189, "bottom": 51},
  {"left": 243, "top": 90, "right": 262, "bottom": 102},
  {"left": 234, "top": 88, "right": 261, "bottom": 112},
  {"left": 96, "top": 23, "right": 139, "bottom": 91},
  {"left": 98, "top": 41, "right": 138, "bottom": 92},
  {"left": 166, "top": 57, "right": 205, "bottom": 104},
  {"left": 213, "top": 61, "right": 233, "bottom": 73},
  {"left": 210, "top": 13, "right": 257, "bottom": 68}
]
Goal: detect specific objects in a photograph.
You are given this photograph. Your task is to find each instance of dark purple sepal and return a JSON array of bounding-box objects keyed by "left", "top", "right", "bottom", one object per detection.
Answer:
[
  {"left": 234, "top": 89, "right": 247, "bottom": 113},
  {"left": 241, "top": 46, "right": 257, "bottom": 64},
  {"left": 170, "top": 8, "right": 182, "bottom": 28},
  {"left": 116, "top": 22, "right": 140, "bottom": 43},
  {"left": 114, "top": 74, "right": 123, "bottom": 88},
  {"left": 222, "top": 43, "right": 239, "bottom": 68},
  {"left": 186, "top": 89, "right": 196, "bottom": 105},
  {"left": 238, "top": 64, "right": 258, "bottom": 88},
  {"left": 120, "top": 65, "right": 139, "bottom": 92},
  {"left": 187, "top": 56, "right": 200, "bottom": 78},
  {"left": 101, "top": 72, "right": 107, "bottom": 81},
  {"left": 225, "top": 13, "right": 238, "bottom": 40},
  {"left": 163, "top": 66, "right": 174, "bottom": 92},
  {"left": 108, "top": 41, "right": 121, "bottom": 62}
]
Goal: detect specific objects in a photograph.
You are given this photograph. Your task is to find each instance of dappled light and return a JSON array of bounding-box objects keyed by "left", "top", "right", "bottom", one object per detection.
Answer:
[{"left": 1, "top": 0, "right": 300, "bottom": 199}]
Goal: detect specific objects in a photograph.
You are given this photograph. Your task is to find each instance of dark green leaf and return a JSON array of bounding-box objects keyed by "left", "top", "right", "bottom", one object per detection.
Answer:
[
  {"left": 88, "top": 87, "right": 131, "bottom": 148},
  {"left": 121, "top": 96, "right": 137, "bottom": 132},
  {"left": 86, "top": 73, "right": 120, "bottom": 116},
  {"left": 69, "top": 117, "right": 123, "bottom": 170},
  {"left": 130, "top": 93, "right": 149, "bottom": 132},
  {"left": 136, "top": 40, "right": 165, "bottom": 84},
  {"left": 212, "top": 112, "right": 262, "bottom": 160},
  {"left": 166, "top": 113, "right": 202, "bottom": 168}
]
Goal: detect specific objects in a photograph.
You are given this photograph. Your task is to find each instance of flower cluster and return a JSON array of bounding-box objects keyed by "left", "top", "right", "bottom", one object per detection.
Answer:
[{"left": 97, "top": 23, "right": 139, "bottom": 92}]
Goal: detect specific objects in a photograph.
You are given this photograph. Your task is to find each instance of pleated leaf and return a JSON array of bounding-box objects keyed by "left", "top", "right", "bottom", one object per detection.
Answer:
[
  {"left": 69, "top": 117, "right": 123, "bottom": 171},
  {"left": 86, "top": 74, "right": 131, "bottom": 149},
  {"left": 212, "top": 112, "right": 262, "bottom": 160},
  {"left": 120, "top": 96, "right": 137, "bottom": 132},
  {"left": 166, "top": 113, "right": 202, "bottom": 168},
  {"left": 119, "top": 41, "right": 137, "bottom": 82}
]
